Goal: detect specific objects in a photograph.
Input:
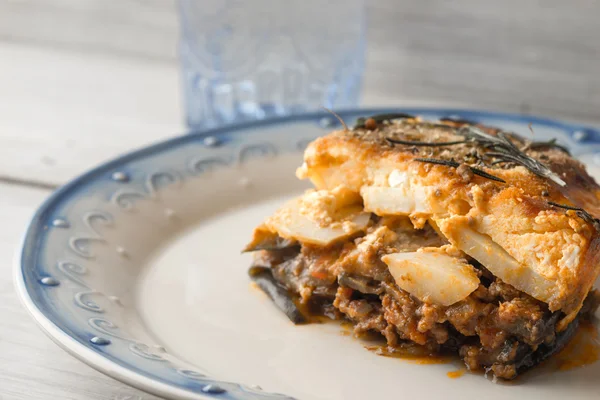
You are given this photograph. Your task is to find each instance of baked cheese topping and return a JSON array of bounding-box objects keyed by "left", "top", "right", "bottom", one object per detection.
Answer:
[
  {"left": 294, "top": 119, "right": 600, "bottom": 316},
  {"left": 245, "top": 116, "right": 600, "bottom": 380}
]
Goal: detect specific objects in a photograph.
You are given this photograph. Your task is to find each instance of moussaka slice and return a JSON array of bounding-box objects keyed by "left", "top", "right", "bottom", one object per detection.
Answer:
[{"left": 244, "top": 114, "right": 600, "bottom": 379}]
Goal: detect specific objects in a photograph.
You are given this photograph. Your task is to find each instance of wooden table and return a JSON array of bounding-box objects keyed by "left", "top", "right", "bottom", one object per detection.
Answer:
[{"left": 1, "top": 1, "right": 599, "bottom": 399}]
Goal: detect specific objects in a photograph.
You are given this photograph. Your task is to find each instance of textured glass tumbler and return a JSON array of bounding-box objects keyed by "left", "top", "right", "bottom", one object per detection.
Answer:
[{"left": 179, "top": 0, "right": 365, "bottom": 129}]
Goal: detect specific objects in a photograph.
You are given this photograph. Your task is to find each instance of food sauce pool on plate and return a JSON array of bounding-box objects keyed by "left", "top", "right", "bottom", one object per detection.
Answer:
[
  {"left": 364, "top": 343, "right": 453, "bottom": 365},
  {"left": 360, "top": 321, "right": 600, "bottom": 378},
  {"left": 339, "top": 321, "right": 353, "bottom": 336},
  {"left": 553, "top": 321, "right": 600, "bottom": 371},
  {"left": 446, "top": 369, "right": 466, "bottom": 379}
]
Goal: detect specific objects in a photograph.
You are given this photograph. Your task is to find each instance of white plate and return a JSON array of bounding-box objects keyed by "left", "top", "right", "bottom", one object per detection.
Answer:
[{"left": 15, "top": 109, "right": 600, "bottom": 400}]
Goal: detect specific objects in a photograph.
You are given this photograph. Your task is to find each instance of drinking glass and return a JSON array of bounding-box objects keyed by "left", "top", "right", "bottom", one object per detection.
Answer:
[{"left": 179, "top": 0, "right": 365, "bottom": 129}]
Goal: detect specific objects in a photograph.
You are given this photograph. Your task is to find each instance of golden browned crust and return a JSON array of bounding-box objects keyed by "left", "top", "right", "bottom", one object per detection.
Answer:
[{"left": 297, "top": 118, "right": 600, "bottom": 316}]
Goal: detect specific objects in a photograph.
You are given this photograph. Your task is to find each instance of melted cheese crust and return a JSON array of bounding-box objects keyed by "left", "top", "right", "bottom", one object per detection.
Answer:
[{"left": 297, "top": 125, "right": 600, "bottom": 316}]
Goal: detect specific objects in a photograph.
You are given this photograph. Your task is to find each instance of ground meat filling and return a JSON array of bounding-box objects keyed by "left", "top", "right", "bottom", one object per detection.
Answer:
[{"left": 251, "top": 219, "right": 600, "bottom": 379}]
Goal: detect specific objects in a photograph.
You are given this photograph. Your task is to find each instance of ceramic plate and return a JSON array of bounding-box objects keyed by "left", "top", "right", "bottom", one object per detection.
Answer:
[{"left": 15, "top": 109, "right": 600, "bottom": 400}]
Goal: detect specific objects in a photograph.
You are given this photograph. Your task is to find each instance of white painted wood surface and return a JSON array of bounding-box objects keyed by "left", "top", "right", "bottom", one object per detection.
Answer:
[{"left": 1, "top": 0, "right": 600, "bottom": 399}]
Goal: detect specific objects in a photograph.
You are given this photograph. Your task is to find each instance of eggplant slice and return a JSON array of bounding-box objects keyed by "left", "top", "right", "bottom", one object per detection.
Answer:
[{"left": 249, "top": 266, "right": 307, "bottom": 324}]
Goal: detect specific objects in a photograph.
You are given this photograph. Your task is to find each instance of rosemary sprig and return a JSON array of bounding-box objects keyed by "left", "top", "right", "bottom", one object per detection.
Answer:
[
  {"left": 490, "top": 160, "right": 509, "bottom": 166},
  {"left": 386, "top": 138, "right": 467, "bottom": 147},
  {"left": 366, "top": 112, "right": 417, "bottom": 122},
  {"left": 439, "top": 117, "right": 478, "bottom": 125},
  {"left": 547, "top": 201, "right": 600, "bottom": 230},
  {"left": 356, "top": 113, "right": 568, "bottom": 187},
  {"left": 468, "top": 167, "right": 507, "bottom": 183},
  {"left": 414, "top": 158, "right": 461, "bottom": 167},
  {"left": 355, "top": 112, "right": 416, "bottom": 129},
  {"left": 458, "top": 126, "right": 567, "bottom": 187},
  {"left": 321, "top": 107, "right": 349, "bottom": 131},
  {"left": 388, "top": 124, "right": 570, "bottom": 155},
  {"left": 524, "top": 138, "right": 571, "bottom": 155},
  {"left": 547, "top": 201, "right": 582, "bottom": 211},
  {"left": 414, "top": 158, "right": 506, "bottom": 183}
]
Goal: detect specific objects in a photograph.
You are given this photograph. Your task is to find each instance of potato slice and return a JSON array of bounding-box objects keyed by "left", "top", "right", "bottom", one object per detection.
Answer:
[
  {"left": 382, "top": 249, "right": 479, "bottom": 306},
  {"left": 361, "top": 186, "right": 414, "bottom": 215},
  {"left": 361, "top": 168, "right": 438, "bottom": 216},
  {"left": 265, "top": 190, "right": 370, "bottom": 246},
  {"left": 446, "top": 226, "right": 555, "bottom": 305}
]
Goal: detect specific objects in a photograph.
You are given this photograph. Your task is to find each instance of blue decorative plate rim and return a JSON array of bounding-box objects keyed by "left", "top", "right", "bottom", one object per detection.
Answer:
[{"left": 14, "top": 107, "right": 600, "bottom": 400}]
